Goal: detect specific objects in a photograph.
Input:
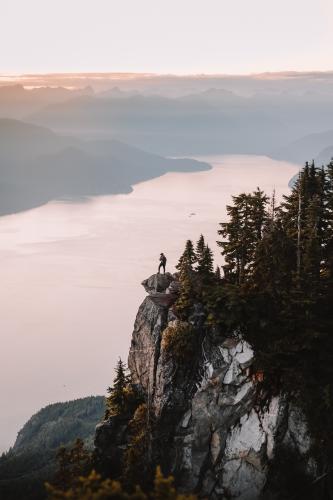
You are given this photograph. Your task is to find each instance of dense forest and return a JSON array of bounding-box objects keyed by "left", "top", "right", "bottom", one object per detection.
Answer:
[
  {"left": 0, "top": 396, "right": 104, "bottom": 500},
  {"left": 173, "top": 159, "right": 333, "bottom": 494},
  {"left": 177, "top": 160, "right": 333, "bottom": 449}
]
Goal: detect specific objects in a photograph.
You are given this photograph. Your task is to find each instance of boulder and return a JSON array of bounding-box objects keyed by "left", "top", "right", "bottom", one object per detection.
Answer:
[{"left": 141, "top": 272, "right": 174, "bottom": 294}]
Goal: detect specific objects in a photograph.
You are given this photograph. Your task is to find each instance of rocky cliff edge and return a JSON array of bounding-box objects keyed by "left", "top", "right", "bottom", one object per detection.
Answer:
[{"left": 95, "top": 273, "right": 315, "bottom": 499}]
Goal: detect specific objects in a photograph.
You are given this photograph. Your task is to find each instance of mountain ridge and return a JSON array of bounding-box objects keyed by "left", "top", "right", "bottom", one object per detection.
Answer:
[{"left": 0, "top": 118, "right": 211, "bottom": 216}]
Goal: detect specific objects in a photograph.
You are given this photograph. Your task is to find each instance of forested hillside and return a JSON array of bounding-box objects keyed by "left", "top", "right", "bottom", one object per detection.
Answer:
[{"left": 0, "top": 396, "right": 104, "bottom": 500}]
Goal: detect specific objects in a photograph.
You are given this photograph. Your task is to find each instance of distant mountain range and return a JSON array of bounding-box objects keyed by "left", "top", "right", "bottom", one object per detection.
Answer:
[
  {"left": 0, "top": 84, "right": 94, "bottom": 119},
  {"left": 0, "top": 118, "right": 210, "bottom": 216},
  {"left": 271, "top": 129, "right": 333, "bottom": 165},
  {"left": 1, "top": 79, "right": 333, "bottom": 214},
  {"left": 3, "top": 71, "right": 333, "bottom": 97},
  {"left": 22, "top": 87, "right": 333, "bottom": 158},
  {"left": 2, "top": 78, "right": 333, "bottom": 162},
  {"left": 24, "top": 92, "right": 287, "bottom": 155},
  {"left": 0, "top": 396, "right": 104, "bottom": 500}
]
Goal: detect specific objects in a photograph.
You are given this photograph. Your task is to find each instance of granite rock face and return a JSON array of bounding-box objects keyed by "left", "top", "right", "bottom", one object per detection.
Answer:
[{"left": 95, "top": 274, "right": 316, "bottom": 499}]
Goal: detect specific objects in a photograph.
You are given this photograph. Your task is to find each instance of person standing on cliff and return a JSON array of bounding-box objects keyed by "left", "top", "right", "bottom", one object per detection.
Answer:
[{"left": 158, "top": 253, "right": 167, "bottom": 274}]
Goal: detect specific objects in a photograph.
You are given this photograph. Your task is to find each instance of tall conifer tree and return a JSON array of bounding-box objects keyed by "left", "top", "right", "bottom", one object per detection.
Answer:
[
  {"left": 195, "top": 235, "right": 206, "bottom": 270},
  {"left": 217, "top": 191, "right": 269, "bottom": 284},
  {"left": 176, "top": 240, "right": 196, "bottom": 271},
  {"left": 105, "top": 359, "right": 130, "bottom": 417}
]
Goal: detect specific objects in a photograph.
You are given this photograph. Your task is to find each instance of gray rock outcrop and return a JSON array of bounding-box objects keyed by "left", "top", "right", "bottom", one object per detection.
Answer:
[{"left": 95, "top": 273, "right": 316, "bottom": 499}]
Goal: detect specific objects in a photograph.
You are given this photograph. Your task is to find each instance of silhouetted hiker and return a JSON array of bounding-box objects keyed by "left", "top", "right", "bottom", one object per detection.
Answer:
[{"left": 158, "top": 253, "right": 167, "bottom": 274}]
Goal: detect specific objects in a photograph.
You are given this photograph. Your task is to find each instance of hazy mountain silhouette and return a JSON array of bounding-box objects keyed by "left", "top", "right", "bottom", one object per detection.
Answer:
[
  {"left": 26, "top": 86, "right": 333, "bottom": 157},
  {"left": 272, "top": 129, "right": 333, "bottom": 164},
  {"left": 96, "top": 86, "right": 140, "bottom": 99},
  {"left": 316, "top": 144, "right": 333, "bottom": 165},
  {"left": 3, "top": 74, "right": 333, "bottom": 165},
  {"left": 5, "top": 71, "right": 333, "bottom": 98},
  {"left": 0, "top": 119, "right": 210, "bottom": 216},
  {"left": 26, "top": 93, "right": 287, "bottom": 155},
  {"left": 0, "top": 85, "right": 93, "bottom": 119}
]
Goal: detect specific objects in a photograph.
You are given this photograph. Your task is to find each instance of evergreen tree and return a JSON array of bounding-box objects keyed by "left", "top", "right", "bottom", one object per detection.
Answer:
[
  {"left": 46, "top": 467, "right": 196, "bottom": 500},
  {"left": 196, "top": 235, "right": 214, "bottom": 275},
  {"left": 153, "top": 466, "right": 196, "bottom": 500},
  {"left": 174, "top": 264, "right": 194, "bottom": 320},
  {"left": 195, "top": 234, "right": 206, "bottom": 271},
  {"left": 251, "top": 219, "right": 294, "bottom": 297},
  {"left": 217, "top": 191, "right": 269, "bottom": 284},
  {"left": 326, "top": 160, "right": 333, "bottom": 227},
  {"left": 176, "top": 240, "right": 196, "bottom": 271},
  {"left": 269, "top": 189, "right": 277, "bottom": 226},
  {"left": 323, "top": 160, "right": 333, "bottom": 287},
  {"left": 175, "top": 240, "right": 197, "bottom": 318},
  {"left": 217, "top": 194, "right": 247, "bottom": 284},
  {"left": 197, "top": 244, "right": 214, "bottom": 275},
  {"left": 105, "top": 359, "right": 131, "bottom": 418},
  {"left": 52, "top": 439, "right": 91, "bottom": 491},
  {"left": 302, "top": 195, "right": 322, "bottom": 294},
  {"left": 123, "top": 404, "right": 150, "bottom": 488},
  {"left": 251, "top": 187, "right": 269, "bottom": 241},
  {"left": 281, "top": 161, "right": 329, "bottom": 289},
  {"left": 280, "top": 163, "right": 312, "bottom": 243},
  {"left": 215, "top": 266, "right": 221, "bottom": 280}
]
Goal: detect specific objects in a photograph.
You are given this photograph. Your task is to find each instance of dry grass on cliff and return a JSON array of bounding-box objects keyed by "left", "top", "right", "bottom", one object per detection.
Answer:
[{"left": 161, "top": 321, "right": 197, "bottom": 362}]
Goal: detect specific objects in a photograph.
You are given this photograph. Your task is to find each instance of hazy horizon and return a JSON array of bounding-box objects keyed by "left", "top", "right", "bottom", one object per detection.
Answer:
[
  {"left": 2, "top": 70, "right": 333, "bottom": 88},
  {"left": 2, "top": 0, "right": 333, "bottom": 74}
]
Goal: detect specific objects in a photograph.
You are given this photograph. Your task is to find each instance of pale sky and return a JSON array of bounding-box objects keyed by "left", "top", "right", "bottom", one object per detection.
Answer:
[{"left": 1, "top": 0, "right": 333, "bottom": 75}]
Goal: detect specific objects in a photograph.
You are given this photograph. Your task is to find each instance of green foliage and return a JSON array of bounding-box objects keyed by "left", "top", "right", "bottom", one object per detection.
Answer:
[
  {"left": 162, "top": 321, "right": 197, "bottom": 362},
  {"left": 46, "top": 469, "right": 146, "bottom": 500},
  {"left": 198, "top": 245, "right": 214, "bottom": 275},
  {"left": 280, "top": 161, "right": 329, "bottom": 289},
  {"left": 123, "top": 404, "right": 151, "bottom": 488},
  {"left": 217, "top": 188, "right": 269, "bottom": 283},
  {"left": 174, "top": 266, "right": 194, "bottom": 320},
  {"left": 213, "top": 160, "right": 333, "bottom": 466},
  {"left": 153, "top": 466, "right": 196, "bottom": 500},
  {"left": 0, "top": 397, "right": 104, "bottom": 500},
  {"left": 52, "top": 438, "right": 91, "bottom": 491},
  {"left": 174, "top": 236, "right": 215, "bottom": 320},
  {"left": 0, "top": 448, "right": 54, "bottom": 500},
  {"left": 176, "top": 240, "right": 197, "bottom": 271},
  {"left": 196, "top": 235, "right": 214, "bottom": 276},
  {"left": 105, "top": 359, "right": 137, "bottom": 419},
  {"left": 46, "top": 467, "right": 196, "bottom": 500},
  {"left": 251, "top": 219, "right": 295, "bottom": 297},
  {"left": 46, "top": 411, "right": 196, "bottom": 499},
  {"left": 14, "top": 396, "right": 105, "bottom": 452},
  {"left": 195, "top": 234, "right": 205, "bottom": 266}
]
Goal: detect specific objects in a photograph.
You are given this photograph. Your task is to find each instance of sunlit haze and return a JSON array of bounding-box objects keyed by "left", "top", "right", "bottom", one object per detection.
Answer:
[{"left": 1, "top": 0, "right": 333, "bottom": 74}]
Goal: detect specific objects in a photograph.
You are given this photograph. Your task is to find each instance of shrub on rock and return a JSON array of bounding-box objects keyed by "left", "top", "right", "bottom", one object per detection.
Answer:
[{"left": 162, "top": 321, "right": 197, "bottom": 362}]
